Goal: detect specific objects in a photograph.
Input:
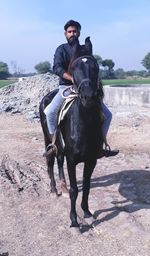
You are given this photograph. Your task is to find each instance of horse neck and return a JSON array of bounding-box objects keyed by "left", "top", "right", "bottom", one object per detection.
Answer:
[
  {"left": 62, "top": 98, "right": 103, "bottom": 151},
  {"left": 69, "top": 98, "right": 100, "bottom": 126}
]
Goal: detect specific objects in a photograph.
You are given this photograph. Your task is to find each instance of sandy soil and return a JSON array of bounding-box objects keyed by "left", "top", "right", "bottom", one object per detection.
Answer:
[{"left": 0, "top": 106, "right": 150, "bottom": 256}]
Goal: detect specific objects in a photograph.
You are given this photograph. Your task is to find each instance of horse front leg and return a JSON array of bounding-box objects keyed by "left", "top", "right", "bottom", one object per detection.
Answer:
[
  {"left": 67, "top": 160, "right": 79, "bottom": 227},
  {"left": 81, "top": 160, "right": 96, "bottom": 219}
]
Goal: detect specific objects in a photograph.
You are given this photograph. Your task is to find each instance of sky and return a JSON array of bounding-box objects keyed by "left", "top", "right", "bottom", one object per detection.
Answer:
[{"left": 1, "top": 0, "right": 150, "bottom": 73}]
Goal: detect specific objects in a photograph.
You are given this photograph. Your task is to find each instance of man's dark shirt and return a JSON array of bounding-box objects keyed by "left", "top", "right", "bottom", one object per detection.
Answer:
[{"left": 53, "top": 43, "right": 88, "bottom": 86}]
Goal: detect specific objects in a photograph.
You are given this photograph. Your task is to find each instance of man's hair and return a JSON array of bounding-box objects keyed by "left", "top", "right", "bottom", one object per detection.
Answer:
[{"left": 64, "top": 20, "right": 81, "bottom": 31}]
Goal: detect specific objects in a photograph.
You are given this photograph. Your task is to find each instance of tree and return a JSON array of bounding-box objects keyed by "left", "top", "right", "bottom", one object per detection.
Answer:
[
  {"left": 102, "top": 59, "right": 115, "bottom": 71},
  {"left": 126, "top": 70, "right": 138, "bottom": 76},
  {"left": 93, "top": 54, "right": 103, "bottom": 66},
  {"left": 34, "top": 61, "right": 51, "bottom": 74},
  {"left": 10, "top": 60, "right": 18, "bottom": 74},
  {"left": 0, "top": 61, "right": 10, "bottom": 79},
  {"left": 142, "top": 52, "right": 150, "bottom": 72},
  {"left": 10, "top": 60, "right": 24, "bottom": 77},
  {"left": 114, "top": 68, "right": 126, "bottom": 79},
  {"left": 101, "top": 59, "right": 115, "bottom": 79},
  {"left": 137, "top": 70, "right": 148, "bottom": 78}
]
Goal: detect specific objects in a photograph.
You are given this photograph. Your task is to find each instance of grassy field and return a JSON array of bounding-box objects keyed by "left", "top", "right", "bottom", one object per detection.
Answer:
[
  {"left": 0, "top": 79, "right": 17, "bottom": 89},
  {"left": 102, "top": 79, "right": 150, "bottom": 86},
  {"left": 0, "top": 78, "right": 150, "bottom": 89}
]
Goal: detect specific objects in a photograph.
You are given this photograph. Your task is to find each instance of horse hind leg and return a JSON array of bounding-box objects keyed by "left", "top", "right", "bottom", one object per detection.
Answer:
[
  {"left": 56, "top": 153, "right": 69, "bottom": 196},
  {"left": 46, "top": 156, "right": 58, "bottom": 195}
]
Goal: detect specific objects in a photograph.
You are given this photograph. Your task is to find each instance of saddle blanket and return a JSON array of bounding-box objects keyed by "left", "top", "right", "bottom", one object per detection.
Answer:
[{"left": 58, "top": 91, "right": 77, "bottom": 125}]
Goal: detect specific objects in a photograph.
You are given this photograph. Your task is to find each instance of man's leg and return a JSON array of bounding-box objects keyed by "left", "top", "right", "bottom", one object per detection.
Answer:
[
  {"left": 43, "top": 87, "right": 67, "bottom": 156},
  {"left": 100, "top": 101, "right": 119, "bottom": 158},
  {"left": 101, "top": 101, "right": 112, "bottom": 137},
  {"left": 44, "top": 88, "right": 66, "bottom": 134}
]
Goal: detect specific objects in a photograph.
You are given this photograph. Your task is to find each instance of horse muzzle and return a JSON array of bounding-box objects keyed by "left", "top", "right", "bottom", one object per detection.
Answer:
[{"left": 80, "top": 87, "right": 95, "bottom": 108}]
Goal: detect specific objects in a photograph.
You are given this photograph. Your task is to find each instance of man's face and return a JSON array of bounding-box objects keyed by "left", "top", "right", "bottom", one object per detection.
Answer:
[{"left": 65, "top": 26, "right": 80, "bottom": 44}]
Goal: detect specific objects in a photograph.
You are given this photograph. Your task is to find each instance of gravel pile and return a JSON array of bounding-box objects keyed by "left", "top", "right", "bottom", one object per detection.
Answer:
[{"left": 0, "top": 73, "right": 59, "bottom": 121}]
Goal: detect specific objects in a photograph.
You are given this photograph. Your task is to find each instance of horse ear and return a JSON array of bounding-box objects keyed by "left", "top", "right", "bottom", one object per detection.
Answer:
[{"left": 85, "top": 37, "right": 93, "bottom": 55}]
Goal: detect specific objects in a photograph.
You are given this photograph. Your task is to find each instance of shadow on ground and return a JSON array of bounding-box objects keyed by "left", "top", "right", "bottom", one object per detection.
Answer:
[{"left": 78, "top": 169, "right": 150, "bottom": 230}]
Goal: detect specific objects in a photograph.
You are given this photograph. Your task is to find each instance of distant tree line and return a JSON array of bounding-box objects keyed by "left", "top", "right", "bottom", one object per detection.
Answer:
[
  {"left": 94, "top": 53, "right": 150, "bottom": 79},
  {"left": 34, "top": 61, "right": 51, "bottom": 74},
  {"left": 1, "top": 52, "right": 150, "bottom": 79}
]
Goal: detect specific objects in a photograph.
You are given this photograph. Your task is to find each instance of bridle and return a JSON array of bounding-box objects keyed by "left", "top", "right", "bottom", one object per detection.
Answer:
[
  {"left": 70, "top": 55, "right": 99, "bottom": 96},
  {"left": 73, "top": 78, "right": 91, "bottom": 94}
]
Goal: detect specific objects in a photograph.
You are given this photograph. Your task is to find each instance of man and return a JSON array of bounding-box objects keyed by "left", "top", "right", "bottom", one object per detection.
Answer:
[{"left": 44, "top": 19, "right": 119, "bottom": 157}]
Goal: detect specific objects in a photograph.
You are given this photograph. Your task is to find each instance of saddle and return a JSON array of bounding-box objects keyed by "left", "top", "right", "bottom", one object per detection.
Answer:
[{"left": 58, "top": 90, "right": 77, "bottom": 125}]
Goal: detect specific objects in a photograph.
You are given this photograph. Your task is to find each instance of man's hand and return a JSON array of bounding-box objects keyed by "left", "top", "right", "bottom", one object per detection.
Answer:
[{"left": 63, "top": 72, "right": 74, "bottom": 83}]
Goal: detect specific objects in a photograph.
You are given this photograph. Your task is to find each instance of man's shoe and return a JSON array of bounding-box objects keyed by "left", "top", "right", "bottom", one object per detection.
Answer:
[
  {"left": 103, "top": 149, "right": 119, "bottom": 158},
  {"left": 97, "top": 149, "right": 119, "bottom": 159}
]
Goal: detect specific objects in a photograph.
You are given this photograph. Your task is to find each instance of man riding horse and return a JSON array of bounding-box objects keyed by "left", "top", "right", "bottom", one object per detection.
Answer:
[{"left": 44, "top": 19, "right": 119, "bottom": 158}]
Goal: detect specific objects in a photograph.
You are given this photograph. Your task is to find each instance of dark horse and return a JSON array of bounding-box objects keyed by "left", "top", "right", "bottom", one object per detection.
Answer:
[{"left": 39, "top": 39, "right": 104, "bottom": 227}]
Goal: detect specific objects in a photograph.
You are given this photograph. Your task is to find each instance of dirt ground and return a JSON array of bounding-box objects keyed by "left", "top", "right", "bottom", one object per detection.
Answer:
[{"left": 0, "top": 106, "right": 150, "bottom": 256}]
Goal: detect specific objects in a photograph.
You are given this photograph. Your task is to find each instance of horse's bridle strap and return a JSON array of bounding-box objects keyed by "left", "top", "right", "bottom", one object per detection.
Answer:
[{"left": 74, "top": 78, "right": 91, "bottom": 93}]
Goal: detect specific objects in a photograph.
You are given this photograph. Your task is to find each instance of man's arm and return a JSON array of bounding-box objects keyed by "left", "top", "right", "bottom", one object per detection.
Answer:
[{"left": 53, "top": 45, "right": 73, "bottom": 83}]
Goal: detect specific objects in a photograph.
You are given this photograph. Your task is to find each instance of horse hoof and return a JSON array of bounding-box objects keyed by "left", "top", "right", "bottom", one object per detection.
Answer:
[
  {"left": 62, "top": 192, "right": 69, "bottom": 198},
  {"left": 69, "top": 225, "right": 81, "bottom": 235},
  {"left": 82, "top": 216, "right": 96, "bottom": 226},
  {"left": 70, "top": 222, "right": 80, "bottom": 228},
  {"left": 50, "top": 189, "right": 59, "bottom": 197},
  {"left": 56, "top": 192, "right": 63, "bottom": 197},
  {"left": 62, "top": 188, "right": 69, "bottom": 198}
]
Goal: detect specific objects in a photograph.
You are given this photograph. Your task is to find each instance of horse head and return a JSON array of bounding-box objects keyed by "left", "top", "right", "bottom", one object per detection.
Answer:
[
  {"left": 71, "top": 55, "right": 100, "bottom": 107},
  {"left": 68, "top": 37, "right": 102, "bottom": 107}
]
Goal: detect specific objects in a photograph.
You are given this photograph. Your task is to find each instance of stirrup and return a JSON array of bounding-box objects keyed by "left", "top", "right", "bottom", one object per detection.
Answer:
[
  {"left": 104, "top": 142, "right": 111, "bottom": 151},
  {"left": 102, "top": 137, "right": 119, "bottom": 157},
  {"left": 43, "top": 143, "right": 58, "bottom": 157},
  {"left": 103, "top": 136, "right": 111, "bottom": 151}
]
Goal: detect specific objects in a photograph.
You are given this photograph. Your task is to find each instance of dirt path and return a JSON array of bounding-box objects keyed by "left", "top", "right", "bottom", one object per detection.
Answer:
[{"left": 0, "top": 109, "right": 150, "bottom": 256}]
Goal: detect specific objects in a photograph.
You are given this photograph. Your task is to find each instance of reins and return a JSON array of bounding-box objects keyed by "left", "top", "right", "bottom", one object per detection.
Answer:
[{"left": 73, "top": 78, "right": 91, "bottom": 94}]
